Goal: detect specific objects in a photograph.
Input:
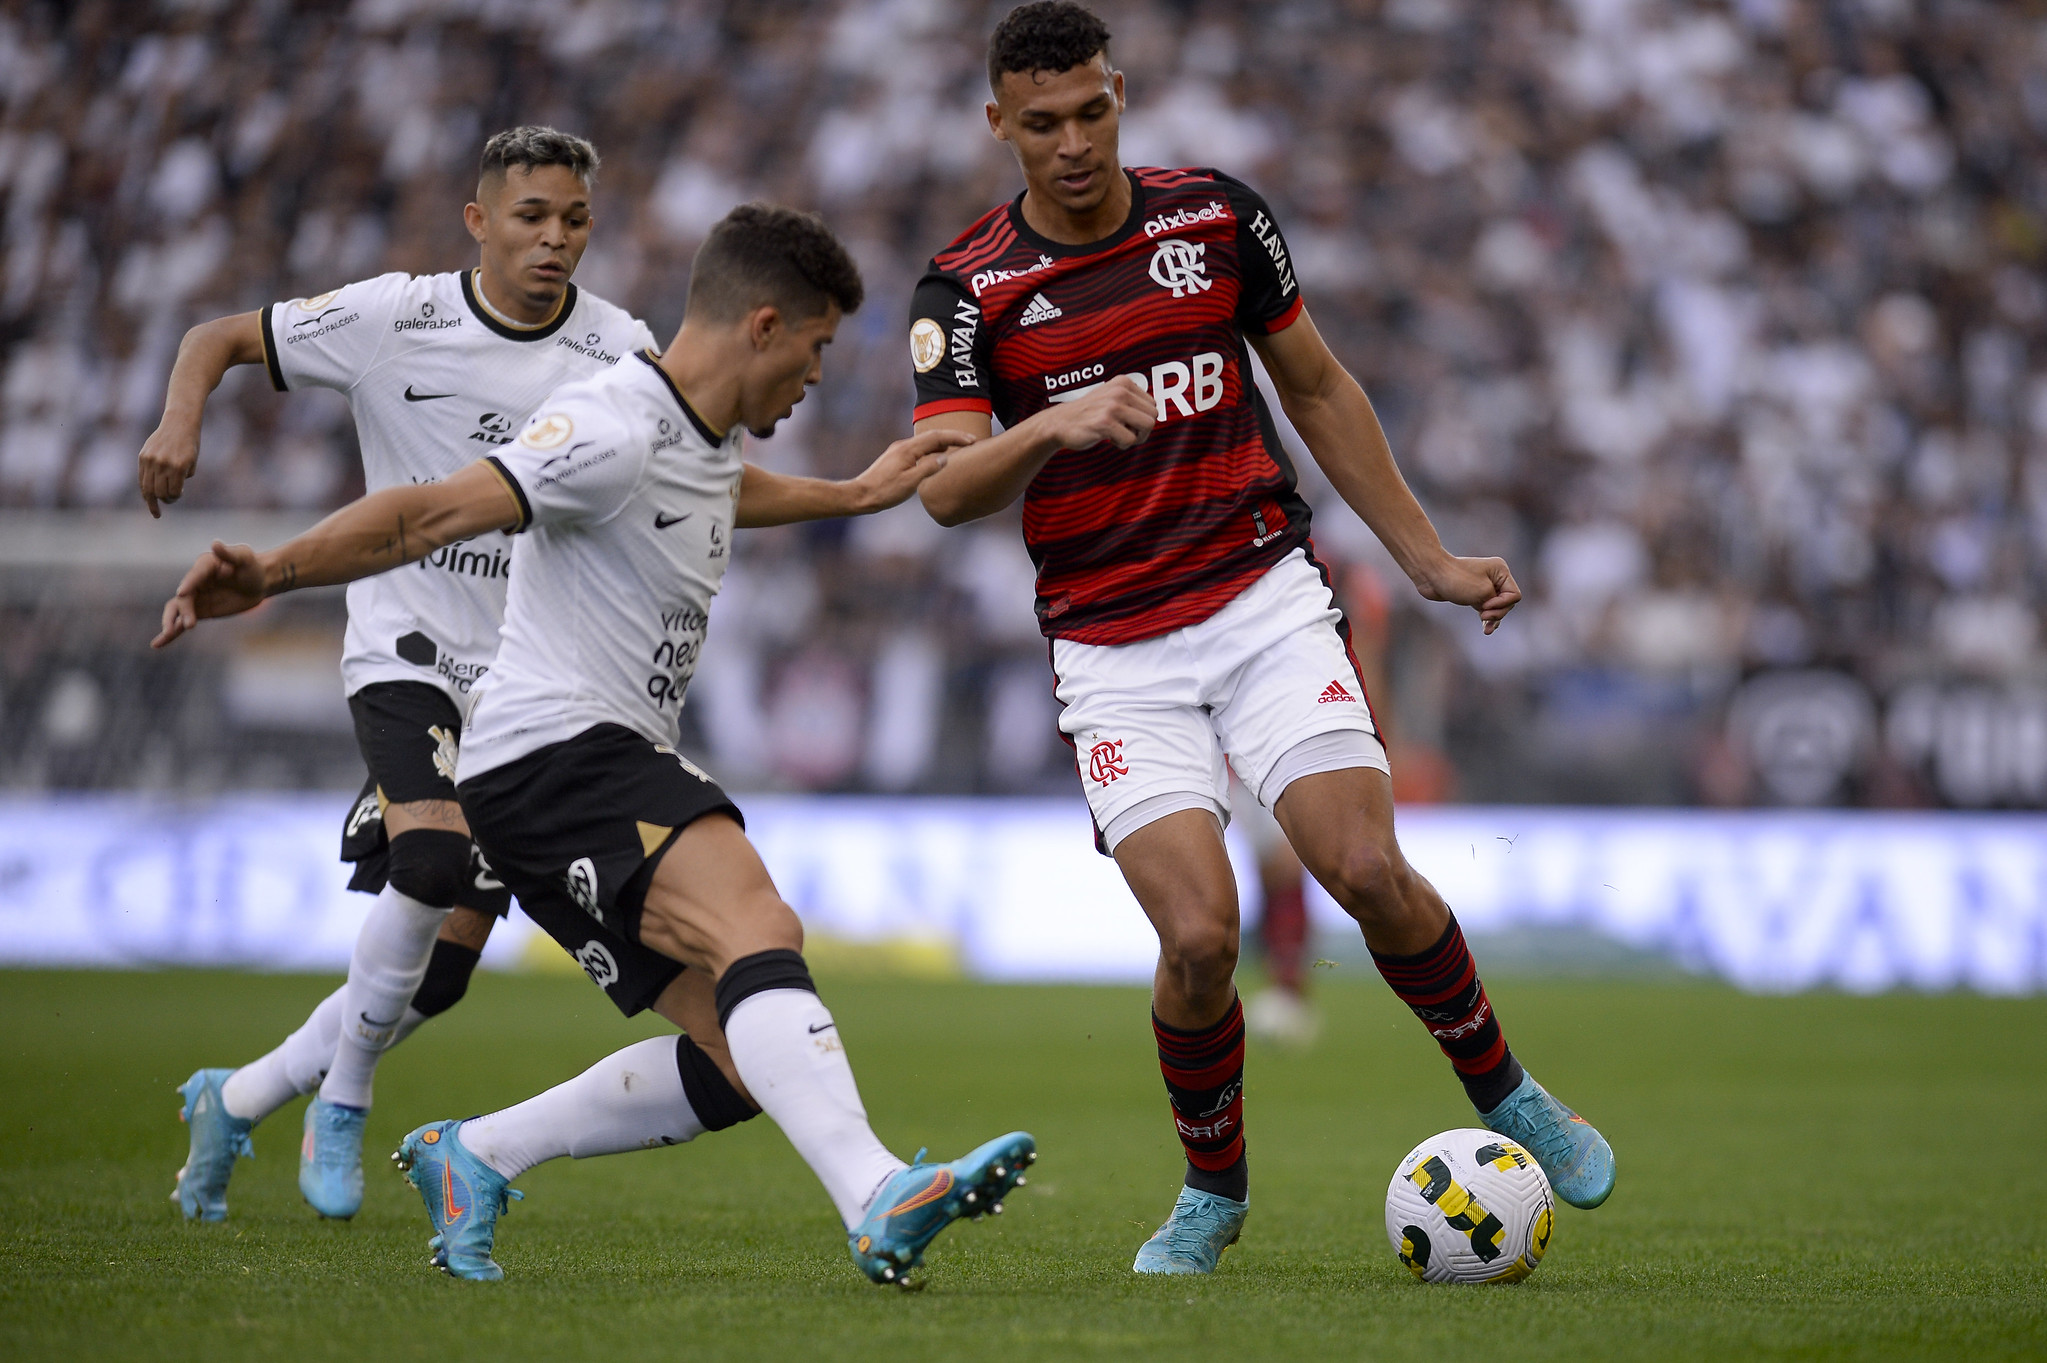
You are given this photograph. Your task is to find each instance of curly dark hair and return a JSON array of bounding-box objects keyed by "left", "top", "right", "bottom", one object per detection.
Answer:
[
  {"left": 987, "top": 2, "right": 1113, "bottom": 90},
  {"left": 477, "top": 126, "right": 600, "bottom": 188},
  {"left": 685, "top": 203, "right": 864, "bottom": 323}
]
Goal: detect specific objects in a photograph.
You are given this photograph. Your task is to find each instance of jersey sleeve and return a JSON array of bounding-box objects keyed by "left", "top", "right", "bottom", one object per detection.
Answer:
[
  {"left": 908, "top": 269, "right": 992, "bottom": 422},
  {"left": 1212, "top": 172, "right": 1304, "bottom": 335},
  {"left": 484, "top": 395, "right": 646, "bottom": 533},
  {"left": 260, "top": 272, "right": 407, "bottom": 393}
]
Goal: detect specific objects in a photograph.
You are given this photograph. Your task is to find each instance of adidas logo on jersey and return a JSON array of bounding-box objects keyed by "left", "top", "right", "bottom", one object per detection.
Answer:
[
  {"left": 1018, "top": 292, "right": 1062, "bottom": 326},
  {"left": 1319, "top": 680, "right": 1356, "bottom": 704}
]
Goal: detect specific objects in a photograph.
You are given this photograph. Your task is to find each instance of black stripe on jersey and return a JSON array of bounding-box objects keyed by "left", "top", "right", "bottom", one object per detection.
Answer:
[
  {"left": 258, "top": 303, "right": 288, "bottom": 392},
  {"left": 482, "top": 456, "right": 534, "bottom": 533},
  {"left": 461, "top": 271, "right": 579, "bottom": 342},
  {"left": 635, "top": 351, "right": 724, "bottom": 445}
]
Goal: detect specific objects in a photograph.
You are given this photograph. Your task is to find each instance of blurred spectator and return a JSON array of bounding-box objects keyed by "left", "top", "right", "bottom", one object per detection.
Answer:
[{"left": 1, "top": 0, "right": 2043, "bottom": 807}]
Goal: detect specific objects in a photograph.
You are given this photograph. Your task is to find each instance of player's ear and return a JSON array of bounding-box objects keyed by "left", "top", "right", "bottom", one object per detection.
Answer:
[
  {"left": 985, "top": 100, "right": 1008, "bottom": 143},
  {"left": 463, "top": 201, "right": 488, "bottom": 246},
  {"left": 747, "top": 304, "right": 782, "bottom": 351},
  {"left": 1112, "top": 69, "right": 1125, "bottom": 111}
]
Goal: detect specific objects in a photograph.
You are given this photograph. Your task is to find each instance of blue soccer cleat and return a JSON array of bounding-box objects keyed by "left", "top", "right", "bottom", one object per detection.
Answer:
[
  {"left": 1479, "top": 1071, "right": 1616, "bottom": 1209},
  {"left": 172, "top": 1068, "right": 255, "bottom": 1222},
  {"left": 392, "top": 1119, "right": 522, "bottom": 1281},
  {"left": 298, "top": 1097, "right": 368, "bottom": 1219},
  {"left": 847, "top": 1131, "right": 1036, "bottom": 1287},
  {"left": 1132, "top": 1185, "right": 1248, "bottom": 1274}
]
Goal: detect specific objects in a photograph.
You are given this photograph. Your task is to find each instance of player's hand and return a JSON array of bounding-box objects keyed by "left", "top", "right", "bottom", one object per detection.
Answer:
[
  {"left": 138, "top": 417, "right": 202, "bottom": 518},
  {"left": 1035, "top": 374, "right": 1155, "bottom": 452},
  {"left": 152, "top": 541, "right": 266, "bottom": 648},
  {"left": 849, "top": 428, "right": 975, "bottom": 513},
  {"left": 1418, "top": 555, "right": 1521, "bottom": 634}
]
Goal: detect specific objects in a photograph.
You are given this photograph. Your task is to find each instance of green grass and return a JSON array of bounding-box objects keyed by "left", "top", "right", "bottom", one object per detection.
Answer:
[{"left": 1, "top": 968, "right": 2042, "bottom": 1361}]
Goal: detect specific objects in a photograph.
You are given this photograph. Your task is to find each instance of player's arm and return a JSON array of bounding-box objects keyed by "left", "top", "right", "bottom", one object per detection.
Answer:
[
  {"left": 734, "top": 428, "right": 973, "bottom": 528},
  {"left": 138, "top": 310, "right": 268, "bottom": 518},
  {"left": 1250, "top": 310, "right": 1520, "bottom": 634},
  {"left": 152, "top": 462, "right": 520, "bottom": 648},
  {"left": 914, "top": 379, "right": 1155, "bottom": 525}
]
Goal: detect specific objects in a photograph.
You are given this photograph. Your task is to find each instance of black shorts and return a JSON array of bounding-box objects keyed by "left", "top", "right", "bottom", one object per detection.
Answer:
[
  {"left": 339, "top": 681, "right": 512, "bottom": 917},
  {"left": 457, "top": 723, "right": 743, "bottom": 1016}
]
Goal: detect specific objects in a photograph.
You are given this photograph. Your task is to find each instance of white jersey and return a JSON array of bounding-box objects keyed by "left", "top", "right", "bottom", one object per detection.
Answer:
[
  {"left": 456, "top": 352, "right": 745, "bottom": 782},
  {"left": 263, "top": 270, "right": 658, "bottom": 709}
]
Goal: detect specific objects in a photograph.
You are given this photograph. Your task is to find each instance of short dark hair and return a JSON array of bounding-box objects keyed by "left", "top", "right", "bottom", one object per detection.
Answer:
[
  {"left": 685, "top": 204, "right": 864, "bottom": 324},
  {"left": 477, "top": 126, "right": 600, "bottom": 190},
  {"left": 987, "top": 2, "right": 1112, "bottom": 90}
]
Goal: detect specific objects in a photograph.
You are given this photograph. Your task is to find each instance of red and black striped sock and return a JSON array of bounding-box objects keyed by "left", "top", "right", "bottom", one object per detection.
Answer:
[
  {"left": 1372, "top": 915, "right": 1524, "bottom": 1113},
  {"left": 1154, "top": 997, "right": 1248, "bottom": 1202}
]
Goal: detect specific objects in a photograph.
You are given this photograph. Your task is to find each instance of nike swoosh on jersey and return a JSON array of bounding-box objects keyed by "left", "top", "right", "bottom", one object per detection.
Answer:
[
  {"left": 654, "top": 511, "right": 691, "bottom": 529},
  {"left": 404, "top": 386, "right": 456, "bottom": 402},
  {"left": 807, "top": 1022, "right": 836, "bottom": 1034}
]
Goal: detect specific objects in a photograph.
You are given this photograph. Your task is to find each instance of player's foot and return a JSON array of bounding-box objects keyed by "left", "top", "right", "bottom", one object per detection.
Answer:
[
  {"left": 393, "top": 1119, "right": 523, "bottom": 1281},
  {"left": 847, "top": 1131, "right": 1036, "bottom": 1287},
  {"left": 1479, "top": 1072, "right": 1615, "bottom": 1209},
  {"left": 171, "top": 1068, "right": 255, "bottom": 1222},
  {"left": 298, "top": 1097, "right": 368, "bottom": 1219},
  {"left": 1244, "top": 988, "right": 1319, "bottom": 1046},
  {"left": 1132, "top": 1185, "right": 1248, "bottom": 1274}
]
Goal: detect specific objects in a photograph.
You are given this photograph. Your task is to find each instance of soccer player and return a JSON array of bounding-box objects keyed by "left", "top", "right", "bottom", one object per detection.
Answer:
[
  {"left": 907, "top": 3, "right": 1616, "bottom": 1273},
  {"left": 145, "top": 128, "right": 660, "bottom": 1223},
  {"left": 153, "top": 204, "right": 1034, "bottom": 1287}
]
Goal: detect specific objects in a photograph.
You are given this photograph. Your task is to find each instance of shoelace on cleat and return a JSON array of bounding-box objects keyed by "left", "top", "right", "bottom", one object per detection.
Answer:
[
  {"left": 1499, "top": 1092, "right": 1580, "bottom": 1170},
  {"left": 1155, "top": 1200, "right": 1235, "bottom": 1255}
]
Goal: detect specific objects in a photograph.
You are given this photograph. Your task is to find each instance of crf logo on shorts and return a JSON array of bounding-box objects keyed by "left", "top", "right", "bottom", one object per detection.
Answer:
[{"left": 1088, "top": 739, "right": 1128, "bottom": 785}]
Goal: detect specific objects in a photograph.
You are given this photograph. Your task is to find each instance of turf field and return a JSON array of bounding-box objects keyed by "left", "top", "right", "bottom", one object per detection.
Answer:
[{"left": 1, "top": 967, "right": 2042, "bottom": 1361}]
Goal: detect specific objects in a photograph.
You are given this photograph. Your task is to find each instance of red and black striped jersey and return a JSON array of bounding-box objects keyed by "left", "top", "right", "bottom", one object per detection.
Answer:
[{"left": 911, "top": 166, "right": 1309, "bottom": 646}]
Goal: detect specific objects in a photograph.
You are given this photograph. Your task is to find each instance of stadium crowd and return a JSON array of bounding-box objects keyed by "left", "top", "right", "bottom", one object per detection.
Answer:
[{"left": 1, "top": 0, "right": 2043, "bottom": 806}]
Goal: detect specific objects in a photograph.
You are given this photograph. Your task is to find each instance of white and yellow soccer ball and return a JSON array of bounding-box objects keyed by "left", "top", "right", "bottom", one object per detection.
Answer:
[{"left": 1384, "top": 1128, "right": 1555, "bottom": 1283}]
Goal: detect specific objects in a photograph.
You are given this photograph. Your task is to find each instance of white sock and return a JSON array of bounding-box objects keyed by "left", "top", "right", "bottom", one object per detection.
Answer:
[
  {"left": 221, "top": 986, "right": 345, "bottom": 1122},
  {"left": 723, "top": 989, "right": 905, "bottom": 1229},
  {"left": 458, "top": 1037, "right": 705, "bottom": 1181},
  {"left": 317, "top": 887, "right": 449, "bottom": 1110}
]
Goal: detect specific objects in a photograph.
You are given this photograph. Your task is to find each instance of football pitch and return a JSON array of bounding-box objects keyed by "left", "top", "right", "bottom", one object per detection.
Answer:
[{"left": 1, "top": 967, "right": 2041, "bottom": 1361}]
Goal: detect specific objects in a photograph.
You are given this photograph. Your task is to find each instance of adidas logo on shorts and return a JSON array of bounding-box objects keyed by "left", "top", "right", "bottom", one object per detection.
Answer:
[
  {"left": 1318, "top": 679, "right": 1356, "bottom": 704},
  {"left": 1018, "top": 292, "right": 1062, "bottom": 327}
]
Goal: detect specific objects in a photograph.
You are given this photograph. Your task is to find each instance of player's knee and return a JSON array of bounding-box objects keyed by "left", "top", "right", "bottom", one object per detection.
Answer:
[
  {"left": 1320, "top": 841, "right": 1411, "bottom": 923},
  {"left": 385, "top": 828, "right": 473, "bottom": 909},
  {"left": 1158, "top": 911, "right": 1239, "bottom": 982}
]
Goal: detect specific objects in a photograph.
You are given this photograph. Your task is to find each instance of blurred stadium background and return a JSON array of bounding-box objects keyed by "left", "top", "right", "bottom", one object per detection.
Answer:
[{"left": 1, "top": 0, "right": 2044, "bottom": 989}]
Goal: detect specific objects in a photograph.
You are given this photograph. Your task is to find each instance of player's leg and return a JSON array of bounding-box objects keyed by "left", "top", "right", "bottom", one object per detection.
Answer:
[
  {"left": 635, "top": 814, "right": 1036, "bottom": 1285},
  {"left": 1110, "top": 811, "right": 1254, "bottom": 1272},
  {"left": 176, "top": 900, "right": 499, "bottom": 1222},
  {"left": 1056, "top": 632, "right": 1251, "bottom": 1274},
  {"left": 1275, "top": 766, "right": 1613, "bottom": 1208},
  {"left": 412, "top": 729, "right": 1031, "bottom": 1284},
  {"left": 1235, "top": 786, "right": 1316, "bottom": 1045},
  {"left": 455, "top": 967, "right": 755, "bottom": 1182},
  {"left": 396, "top": 968, "right": 761, "bottom": 1281}
]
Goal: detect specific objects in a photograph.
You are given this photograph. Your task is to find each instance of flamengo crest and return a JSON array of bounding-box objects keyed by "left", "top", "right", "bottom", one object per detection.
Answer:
[{"left": 1148, "top": 239, "right": 1212, "bottom": 298}]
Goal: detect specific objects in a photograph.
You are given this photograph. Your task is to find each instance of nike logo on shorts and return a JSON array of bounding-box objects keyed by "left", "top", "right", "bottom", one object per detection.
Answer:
[
  {"left": 404, "top": 386, "right": 455, "bottom": 402},
  {"left": 654, "top": 511, "right": 691, "bottom": 529},
  {"left": 807, "top": 1022, "right": 835, "bottom": 1034}
]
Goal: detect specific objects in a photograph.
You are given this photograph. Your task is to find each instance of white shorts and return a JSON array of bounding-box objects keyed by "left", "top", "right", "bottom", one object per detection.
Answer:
[{"left": 1053, "top": 549, "right": 1390, "bottom": 853}]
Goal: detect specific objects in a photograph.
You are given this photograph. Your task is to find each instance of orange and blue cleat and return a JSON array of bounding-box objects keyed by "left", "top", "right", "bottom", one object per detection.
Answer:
[{"left": 847, "top": 1131, "right": 1036, "bottom": 1286}]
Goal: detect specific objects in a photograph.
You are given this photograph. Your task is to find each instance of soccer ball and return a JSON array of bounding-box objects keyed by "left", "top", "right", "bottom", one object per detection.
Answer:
[{"left": 1384, "top": 1128, "right": 1555, "bottom": 1284}]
